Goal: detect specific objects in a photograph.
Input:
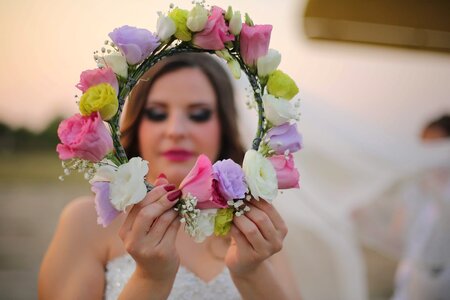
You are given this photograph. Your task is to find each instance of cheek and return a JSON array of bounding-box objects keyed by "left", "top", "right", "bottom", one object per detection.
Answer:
[{"left": 137, "top": 122, "right": 157, "bottom": 157}]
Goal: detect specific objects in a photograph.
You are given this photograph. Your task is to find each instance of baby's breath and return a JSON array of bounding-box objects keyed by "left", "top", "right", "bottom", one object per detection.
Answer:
[
  {"left": 59, "top": 158, "right": 96, "bottom": 181},
  {"left": 176, "top": 193, "right": 201, "bottom": 237}
]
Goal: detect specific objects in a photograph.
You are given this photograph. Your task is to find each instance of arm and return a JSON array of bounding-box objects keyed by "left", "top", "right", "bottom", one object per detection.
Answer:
[
  {"left": 226, "top": 199, "right": 302, "bottom": 300},
  {"left": 39, "top": 182, "right": 182, "bottom": 300},
  {"left": 38, "top": 197, "right": 107, "bottom": 300},
  {"left": 117, "top": 183, "right": 182, "bottom": 300},
  {"left": 230, "top": 251, "right": 301, "bottom": 300}
]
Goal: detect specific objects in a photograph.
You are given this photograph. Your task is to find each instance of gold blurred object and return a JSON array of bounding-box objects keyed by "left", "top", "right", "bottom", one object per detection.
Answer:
[{"left": 304, "top": 0, "right": 450, "bottom": 51}]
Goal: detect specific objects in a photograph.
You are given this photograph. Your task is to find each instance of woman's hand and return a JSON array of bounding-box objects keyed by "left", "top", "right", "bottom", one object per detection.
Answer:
[
  {"left": 118, "top": 177, "right": 182, "bottom": 283},
  {"left": 225, "top": 198, "right": 288, "bottom": 277}
]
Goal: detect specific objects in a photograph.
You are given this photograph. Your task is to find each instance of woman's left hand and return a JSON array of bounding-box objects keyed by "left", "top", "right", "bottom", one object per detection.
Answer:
[{"left": 225, "top": 198, "right": 288, "bottom": 277}]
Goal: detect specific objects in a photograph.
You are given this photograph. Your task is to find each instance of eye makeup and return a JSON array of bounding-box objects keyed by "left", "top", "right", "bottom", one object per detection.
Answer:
[
  {"left": 143, "top": 107, "right": 167, "bottom": 122},
  {"left": 188, "top": 108, "right": 212, "bottom": 123},
  {"left": 142, "top": 103, "right": 215, "bottom": 123}
]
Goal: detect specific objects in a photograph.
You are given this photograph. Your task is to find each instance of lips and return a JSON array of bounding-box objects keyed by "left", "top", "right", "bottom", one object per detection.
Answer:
[{"left": 162, "top": 149, "right": 194, "bottom": 162}]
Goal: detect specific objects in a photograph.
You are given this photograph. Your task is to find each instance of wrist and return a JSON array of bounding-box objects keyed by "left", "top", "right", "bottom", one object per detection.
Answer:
[
  {"left": 229, "top": 260, "right": 271, "bottom": 282},
  {"left": 229, "top": 260, "right": 292, "bottom": 300},
  {"left": 118, "top": 268, "right": 176, "bottom": 300},
  {"left": 134, "top": 265, "right": 177, "bottom": 283}
]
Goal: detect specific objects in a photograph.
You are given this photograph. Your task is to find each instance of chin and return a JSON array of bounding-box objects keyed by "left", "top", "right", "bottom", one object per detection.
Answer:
[
  {"left": 152, "top": 157, "right": 197, "bottom": 186},
  {"left": 165, "top": 164, "right": 194, "bottom": 185}
]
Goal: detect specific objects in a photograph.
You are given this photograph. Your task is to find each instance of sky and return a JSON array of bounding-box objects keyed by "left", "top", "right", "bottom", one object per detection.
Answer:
[{"left": 0, "top": 0, "right": 449, "bottom": 141}]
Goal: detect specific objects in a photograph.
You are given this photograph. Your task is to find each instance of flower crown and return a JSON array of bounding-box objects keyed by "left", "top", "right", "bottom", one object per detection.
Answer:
[{"left": 57, "top": 3, "right": 302, "bottom": 242}]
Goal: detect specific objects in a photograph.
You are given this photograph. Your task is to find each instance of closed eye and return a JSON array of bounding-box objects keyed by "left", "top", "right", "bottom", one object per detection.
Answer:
[
  {"left": 189, "top": 108, "right": 212, "bottom": 123},
  {"left": 143, "top": 107, "right": 167, "bottom": 122}
]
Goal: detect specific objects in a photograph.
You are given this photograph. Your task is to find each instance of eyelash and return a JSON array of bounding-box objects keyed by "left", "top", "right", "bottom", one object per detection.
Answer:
[{"left": 142, "top": 108, "right": 212, "bottom": 123}]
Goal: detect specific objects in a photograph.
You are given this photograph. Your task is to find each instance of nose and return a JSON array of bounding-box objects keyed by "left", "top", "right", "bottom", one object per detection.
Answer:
[{"left": 165, "top": 110, "right": 187, "bottom": 140}]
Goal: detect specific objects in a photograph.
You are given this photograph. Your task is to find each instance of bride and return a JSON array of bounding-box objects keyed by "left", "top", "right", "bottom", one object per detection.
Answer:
[{"left": 38, "top": 53, "right": 301, "bottom": 299}]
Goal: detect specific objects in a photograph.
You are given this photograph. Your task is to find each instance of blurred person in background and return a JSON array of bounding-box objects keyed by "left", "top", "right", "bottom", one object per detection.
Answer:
[
  {"left": 421, "top": 114, "right": 450, "bottom": 141},
  {"left": 392, "top": 113, "right": 450, "bottom": 300}
]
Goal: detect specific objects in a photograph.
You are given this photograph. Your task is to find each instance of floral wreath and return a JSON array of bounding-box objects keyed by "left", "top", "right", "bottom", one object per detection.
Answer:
[{"left": 57, "top": 3, "right": 302, "bottom": 243}]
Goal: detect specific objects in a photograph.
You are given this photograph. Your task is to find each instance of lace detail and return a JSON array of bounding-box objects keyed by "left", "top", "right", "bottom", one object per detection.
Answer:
[{"left": 104, "top": 254, "right": 241, "bottom": 300}]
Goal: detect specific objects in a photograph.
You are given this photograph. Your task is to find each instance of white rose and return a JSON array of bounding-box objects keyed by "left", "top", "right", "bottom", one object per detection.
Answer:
[
  {"left": 97, "top": 52, "right": 128, "bottom": 78},
  {"left": 90, "top": 164, "right": 116, "bottom": 183},
  {"left": 187, "top": 4, "right": 208, "bottom": 32},
  {"left": 157, "top": 13, "right": 176, "bottom": 41},
  {"left": 242, "top": 150, "right": 278, "bottom": 201},
  {"left": 91, "top": 157, "right": 148, "bottom": 211},
  {"left": 229, "top": 11, "right": 242, "bottom": 35},
  {"left": 111, "top": 157, "right": 149, "bottom": 211},
  {"left": 257, "top": 49, "right": 281, "bottom": 78},
  {"left": 263, "top": 94, "right": 298, "bottom": 126},
  {"left": 192, "top": 209, "right": 217, "bottom": 243}
]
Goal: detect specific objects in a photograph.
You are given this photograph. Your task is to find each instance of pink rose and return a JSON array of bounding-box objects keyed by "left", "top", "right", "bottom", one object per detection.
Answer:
[
  {"left": 268, "top": 154, "right": 300, "bottom": 189},
  {"left": 193, "top": 6, "right": 234, "bottom": 50},
  {"left": 56, "top": 112, "right": 113, "bottom": 162},
  {"left": 240, "top": 24, "right": 272, "bottom": 67},
  {"left": 76, "top": 67, "right": 119, "bottom": 95},
  {"left": 179, "top": 154, "right": 227, "bottom": 209}
]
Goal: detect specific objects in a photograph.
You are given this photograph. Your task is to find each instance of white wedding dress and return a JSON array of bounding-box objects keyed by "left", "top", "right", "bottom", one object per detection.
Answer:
[{"left": 104, "top": 253, "right": 241, "bottom": 300}]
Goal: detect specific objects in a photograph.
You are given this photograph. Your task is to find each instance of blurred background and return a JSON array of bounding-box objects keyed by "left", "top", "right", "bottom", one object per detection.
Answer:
[{"left": 1, "top": 0, "right": 449, "bottom": 299}]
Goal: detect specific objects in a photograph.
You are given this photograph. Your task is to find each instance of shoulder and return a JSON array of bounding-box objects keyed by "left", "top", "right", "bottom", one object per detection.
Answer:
[
  {"left": 58, "top": 196, "right": 124, "bottom": 257},
  {"left": 60, "top": 196, "right": 100, "bottom": 229},
  {"left": 60, "top": 196, "right": 97, "bottom": 225},
  {"left": 38, "top": 196, "right": 114, "bottom": 299},
  {"left": 60, "top": 197, "right": 105, "bottom": 239}
]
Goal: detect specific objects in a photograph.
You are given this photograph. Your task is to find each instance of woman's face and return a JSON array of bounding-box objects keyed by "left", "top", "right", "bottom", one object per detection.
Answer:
[{"left": 138, "top": 67, "right": 221, "bottom": 185}]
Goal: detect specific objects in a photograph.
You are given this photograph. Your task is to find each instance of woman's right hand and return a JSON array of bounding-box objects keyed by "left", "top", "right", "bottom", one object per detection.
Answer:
[{"left": 118, "top": 178, "right": 182, "bottom": 283}]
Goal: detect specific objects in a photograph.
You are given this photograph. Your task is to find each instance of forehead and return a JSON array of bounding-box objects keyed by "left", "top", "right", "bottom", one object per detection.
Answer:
[{"left": 146, "top": 67, "right": 216, "bottom": 106}]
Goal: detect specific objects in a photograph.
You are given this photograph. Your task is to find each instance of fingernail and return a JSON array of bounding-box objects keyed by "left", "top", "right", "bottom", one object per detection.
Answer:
[
  {"left": 164, "top": 184, "right": 176, "bottom": 192},
  {"left": 157, "top": 173, "right": 167, "bottom": 179},
  {"left": 167, "top": 190, "right": 182, "bottom": 202}
]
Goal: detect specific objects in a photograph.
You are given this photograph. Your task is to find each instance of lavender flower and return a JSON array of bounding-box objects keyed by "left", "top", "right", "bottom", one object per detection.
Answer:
[
  {"left": 266, "top": 122, "right": 302, "bottom": 155},
  {"left": 91, "top": 181, "right": 120, "bottom": 227},
  {"left": 109, "top": 25, "right": 160, "bottom": 65},
  {"left": 212, "top": 159, "right": 247, "bottom": 201}
]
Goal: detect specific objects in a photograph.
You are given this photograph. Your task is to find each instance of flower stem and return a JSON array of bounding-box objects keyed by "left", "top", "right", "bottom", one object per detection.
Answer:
[{"left": 228, "top": 51, "right": 265, "bottom": 151}]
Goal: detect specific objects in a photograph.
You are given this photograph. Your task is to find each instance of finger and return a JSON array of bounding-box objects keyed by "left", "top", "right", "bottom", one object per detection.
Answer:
[
  {"left": 130, "top": 189, "right": 182, "bottom": 236},
  {"left": 249, "top": 198, "right": 286, "bottom": 232},
  {"left": 157, "top": 216, "right": 181, "bottom": 249},
  {"left": 154, "top": 173, "right": 169, "bottom": 186},
  {"left": 147, "top": 210, "right": 178, "bottom": 245},
  {"left": 230, "top": 225, "right": 252, "bottom": 250},
  {"left": 245, "top": 203, "right": 277, "bottom": 241},
  {"left": 121, "top": 185, "right": 175, "bottom": 232},
  {"left": 233, "top": 214, "right": 266, "bottom": 251}
]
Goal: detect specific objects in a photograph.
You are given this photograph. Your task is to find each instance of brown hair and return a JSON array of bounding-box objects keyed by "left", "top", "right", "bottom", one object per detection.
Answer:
[{"left": 121, "top": 52, "right": 245, "bottom": 164}]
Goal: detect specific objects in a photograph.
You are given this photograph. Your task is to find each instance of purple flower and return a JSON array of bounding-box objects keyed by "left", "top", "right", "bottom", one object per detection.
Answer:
[
  {"left": 91, "top": 181, "right": 120, "bottom": 227},
  {"left": 212, "top": 159, "right": 247, "bottom": 201},
  {"left": 266, "top": 122, "right": 302, "bottom": 155},
  {"left": 109, "top": 25, "right": 160, "bottom": 65}
]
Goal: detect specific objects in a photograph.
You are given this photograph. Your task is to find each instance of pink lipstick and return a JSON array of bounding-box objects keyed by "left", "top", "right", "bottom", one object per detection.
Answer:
[{"left": 162, "top": 149, "right": 194, "bottom": 162}]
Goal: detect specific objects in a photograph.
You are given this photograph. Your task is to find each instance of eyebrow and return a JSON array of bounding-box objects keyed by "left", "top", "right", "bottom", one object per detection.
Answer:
[
  {"left": 188, "top": 103, "right": 214, "bottom": 109},
  {"left": 146, "top": 101, "right": 214, "bottom": 109}
]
